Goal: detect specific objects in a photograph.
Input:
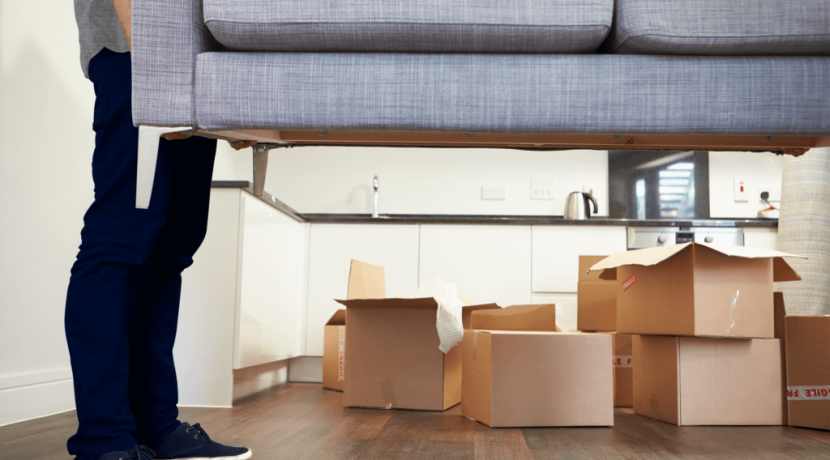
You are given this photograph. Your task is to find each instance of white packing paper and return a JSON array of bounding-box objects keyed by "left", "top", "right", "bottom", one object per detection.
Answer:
[{"left": 400, "top": 277, "right": 465, "bottom": 354}]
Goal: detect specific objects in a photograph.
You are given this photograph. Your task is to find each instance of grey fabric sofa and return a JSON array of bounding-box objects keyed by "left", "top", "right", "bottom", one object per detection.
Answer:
[{"left": 130, "top": 0, "right": 830, "bottom": 207}]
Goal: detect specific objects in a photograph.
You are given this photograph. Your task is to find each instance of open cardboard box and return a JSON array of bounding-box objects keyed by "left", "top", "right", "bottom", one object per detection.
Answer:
[
  {"left": 633, "top": 335, "right": 784, "bottom": 426},
  {"left": 322, "top": 260, "right": 388, "bottom": 392},
  {"left": 322, "top": 310, "right": 347, "bottom": 391},
  {"left": 335, "top": 260, "right": 496, "bottom": 411},
  {"left": 589, "top": 243, "right": 804, "bottom": 338},
  {"left": 591, "top": 332, "right": 634, "bottom": 408},
  {"left": 463, "top": 305, "right": 614, "bottom": 427},
  {"left": 785, "top": 314, "right": 830, "bottom": 431},
  {"left": 469, "top": 304, "right": 557, "bottom": 332},
  {"left": 578, "top": 255, "right": 617, "bottom": 332}
]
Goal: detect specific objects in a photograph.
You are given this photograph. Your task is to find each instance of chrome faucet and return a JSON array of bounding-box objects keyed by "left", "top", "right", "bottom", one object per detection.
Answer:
[{"left": 372, "top": 176, "right": 379, "bottom": 218}]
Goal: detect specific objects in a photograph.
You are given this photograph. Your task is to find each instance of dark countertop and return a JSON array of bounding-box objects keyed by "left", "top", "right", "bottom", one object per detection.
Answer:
[{"left": 212, "top": 181, "right": 777, "bottom": 228}]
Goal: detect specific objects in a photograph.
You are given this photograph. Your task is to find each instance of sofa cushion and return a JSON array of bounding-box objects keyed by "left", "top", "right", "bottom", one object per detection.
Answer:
[
  {"left": 194, "top": 53, "right": 830, "bottom": 135},
  {"left": 204, "top": 0, "right": 612, "bottom": 53},
  {"left": 610, "top": 0, "right": 830, "bottom": 55}
]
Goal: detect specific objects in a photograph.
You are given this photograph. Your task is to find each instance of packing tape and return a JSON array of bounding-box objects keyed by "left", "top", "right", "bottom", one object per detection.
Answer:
[
  {"left": 613, "top": 356, "right": 633, "bottom": 368},
  {"left": 727, "top": 289, "right": 741, "bottom": 335},
  {"left": 380, "top": 380, "right": 397, "bottom": 409},
  {"left": 338, "top": 326, "right": 345, "bottom": 382},
  {"left": 472, "top": 331, "right": 478, "bottom": 361},
  {"left": 787, "top": 386, "right": 830, "bottom": 401}
]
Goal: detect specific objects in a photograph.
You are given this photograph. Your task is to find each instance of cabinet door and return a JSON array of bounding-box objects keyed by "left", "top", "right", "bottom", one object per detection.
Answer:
[
  {"left": 532, "top": 226, "right": 627, "bottom": 293},
  {"left": 305, "top": 224, "right": 420, "bottom": 356},
  {"left": 177, "top": 188, "right": 242, "bottom": 406},
  {"left": 744, "top": 228, "right": 778, "bottom": 250},
  {"left": 235, "top": 193, "right": 308, "bottom": 369},
  {"left": 419, "top": 225, "right": 532, "bottom": 306}
]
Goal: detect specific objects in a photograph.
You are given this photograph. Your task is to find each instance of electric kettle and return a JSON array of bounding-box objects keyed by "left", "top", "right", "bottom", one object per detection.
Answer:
[{"left": 564, "top": 192, "right": 598, "bottom": 220}]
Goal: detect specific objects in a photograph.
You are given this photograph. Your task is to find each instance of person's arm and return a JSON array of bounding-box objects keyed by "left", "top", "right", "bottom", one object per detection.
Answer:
[{"left": 113, "top": 0, "right": 131, "bottom": 50}]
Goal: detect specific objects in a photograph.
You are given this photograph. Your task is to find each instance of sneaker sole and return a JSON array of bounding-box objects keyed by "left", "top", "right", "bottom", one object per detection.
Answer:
[{"left": 157, "top": 451, "right": 252, "bottom": 460}]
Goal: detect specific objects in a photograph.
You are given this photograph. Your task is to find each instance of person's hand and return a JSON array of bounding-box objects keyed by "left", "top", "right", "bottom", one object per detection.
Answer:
[
  {"left": 161, "top": 129, "right": 257, "bottom": 150},
  {"left": 229, "top": 140, "right": 257, "bottom": 150}
]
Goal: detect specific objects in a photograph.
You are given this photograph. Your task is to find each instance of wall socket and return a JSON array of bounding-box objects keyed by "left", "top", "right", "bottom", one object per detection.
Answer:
[
  {"left": 759, "top": 186, "right": 781, "bottom": 202},
  {"left": 531, "top": 175, "right": 556, "bottom": 200},
  {"left": 482, "top": 184, "right": 507, "bottom": 200}
]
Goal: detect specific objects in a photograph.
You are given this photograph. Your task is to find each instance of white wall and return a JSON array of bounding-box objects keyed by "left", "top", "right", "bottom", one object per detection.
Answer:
[
  {"left": 0, "top": 0, "right": 249, "bottom": 425},
  {"left": 263, "top": 147, "right": 610, "bottom": 216},
  {"left": 0, "top": 0, "right": 93, "bottom": 426},
  {"left": 709, "top": 151, "right": 784, "bottom": 218}
]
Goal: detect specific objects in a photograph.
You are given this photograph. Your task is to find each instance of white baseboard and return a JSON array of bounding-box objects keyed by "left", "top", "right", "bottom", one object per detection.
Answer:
[
  {"left": 232, "top": 360, "right": 289, "bottom": 402},
  {"left": 178, "top": 404, "right": 233, "bottom": 409},
  {"left": 0, "top": 378, "right": 75, "bottom": 427},
  {"left": 287, "top": 356, "right": 322, "bottom": 383}
]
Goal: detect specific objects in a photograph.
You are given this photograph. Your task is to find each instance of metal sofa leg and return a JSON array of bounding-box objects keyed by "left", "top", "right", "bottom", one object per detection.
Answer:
[
  {"left": 136, "top": 125, "right": 193, "bottom": 209},
  {"left": 252, "top": 144, "right": 281, "bottom": 197}
]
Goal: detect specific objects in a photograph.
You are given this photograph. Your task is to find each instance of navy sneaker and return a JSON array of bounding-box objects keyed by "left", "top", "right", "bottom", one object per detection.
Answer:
[
  {"left": 99, "top": 445, "right": 156, "bottom": 460},
  {"left": 151, "top": 423, "right": 251, "bottom": 460}
]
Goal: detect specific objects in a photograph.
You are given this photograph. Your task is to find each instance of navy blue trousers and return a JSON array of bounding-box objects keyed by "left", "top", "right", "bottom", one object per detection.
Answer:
[{"left": 65, "top": 49, "right": 217, "bottom": 460}]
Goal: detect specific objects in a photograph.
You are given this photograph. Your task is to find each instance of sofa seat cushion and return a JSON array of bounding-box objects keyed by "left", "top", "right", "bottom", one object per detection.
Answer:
[
  {"left": 610, "top": 0, "right": 830, "bottom": 55},
  {"left": 195, "top": 53, "right": 829, "bottom": 135},
  {"left": 203, "top": 0, "right": 612, "bottom": 53}
]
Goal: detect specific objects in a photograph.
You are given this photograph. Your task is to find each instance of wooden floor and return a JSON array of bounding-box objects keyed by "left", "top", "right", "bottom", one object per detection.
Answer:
[{"left": 2, "top": 383, "right": 829, "bottom": 460}]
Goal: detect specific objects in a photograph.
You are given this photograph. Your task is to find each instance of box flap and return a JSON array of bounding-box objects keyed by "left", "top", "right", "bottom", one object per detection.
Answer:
[
  {"left": 461, "top": 303, "right": 502, "bottom": 330},
  {"left": 470, "top": 304, "right": 556, "bottom": 332},
  {"left": 347, "top": 259, "right": 387, "bottom": 300},
  {"left": 336, "top": 297, "right": 439, "bottom": 309},
  {"left": 588, "top": 243, "right": 805, "bottom": 282},
  {"left": 579, "top": 255, "right": 612, "bottom": 282},
  {"left": 464, "top": 303, "right": 500, "bottom": 311},
  {"left": 326, "top": 309, "right": 347, "bottom": 326}
]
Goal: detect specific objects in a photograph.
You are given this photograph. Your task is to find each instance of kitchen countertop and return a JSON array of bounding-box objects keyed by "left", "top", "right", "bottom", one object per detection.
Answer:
[{"left": 212, "top": 181, "right": 777, "bottom": 228}]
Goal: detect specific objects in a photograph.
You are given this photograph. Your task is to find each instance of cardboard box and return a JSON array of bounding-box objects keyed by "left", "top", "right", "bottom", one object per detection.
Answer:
[
  {"left": 469, "top": 304, "right": 557, "bottom": 332},
  {"left": 593, "top": 332, "right": 634, "bottom": 407},
  {"left": 578, "top": 283, "right": 616, "bottom": 332},
  {"left": 589, "top": 243, "right": 803, "bottom": 338},
  {"left": 578, "top": 256, "right": 616, "bottom": 331},
  {"left": 322, "top": 310, "right": 347, "bottom": 391},
  {"left": 633, "top": 335, "right": 783, "bottom": 426},
  {"left": 322, "top": 260, "right": 387, "bottom": 392},
  {"left": 774, "top": 292, "right": 788, "bottom": 425},
  {"left": 338, "top": 296, "right": 462, "bottom": 411},
  {"left": 462, "top": 330, "right": 613, "bottom": 427},
  {"left": 461, "top": 303, "right": 501, "bottom": 329},
  {"left": 785, "top": 315, "right": 830, "bottom": 431}
]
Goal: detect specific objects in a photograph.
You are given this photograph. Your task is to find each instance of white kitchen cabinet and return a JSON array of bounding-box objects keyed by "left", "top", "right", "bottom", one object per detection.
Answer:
[
  {"left": 305, "top": 224, "right": 420, "bottom": 356},
  {"left": 744, "top": 228, "right": 778, "bottom": 250},
  {"left": 177, "top": 188, "right": 308, "bottom": 404},
  {"left": 419, "top": 225, "right": 532, "bottom": 306},
  {"left": 176, "top": 188, "right": 241, "bottom": 407},
  {"left": 532, "top": 226, "right": 627, "bottom": 293},
  {"left": 234, "top": 193, "right": 308, "bottom": 369},
  {"left": 531, "top": 293, "right": 578, "bottom": 332}
]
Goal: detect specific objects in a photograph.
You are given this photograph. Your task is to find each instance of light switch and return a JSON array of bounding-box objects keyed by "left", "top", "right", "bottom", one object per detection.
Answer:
[
  {"left": 734, "top": 176, "right": 748, "bottom": 202},
  {"left": 531, "top": 175, "right": 556, "bottom": 200}
]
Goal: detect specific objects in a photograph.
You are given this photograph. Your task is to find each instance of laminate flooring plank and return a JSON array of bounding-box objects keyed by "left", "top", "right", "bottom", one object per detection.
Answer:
[
  {"left": 522, "top": 424, "right": 643, "bottom": 460},
  {"left": 3, "top": 384, "right": 830, "bottom": 460},
  {"left": 355, "top": 408, "right": 438, "bottom": 460},
  {"left": 474, "top": 424, "right": 533, "bottom": 460}
]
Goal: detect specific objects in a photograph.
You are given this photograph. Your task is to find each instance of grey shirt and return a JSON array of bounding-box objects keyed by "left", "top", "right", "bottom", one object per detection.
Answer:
[{"left": 74, "top": 0, "right": 131, "bottom": 78}]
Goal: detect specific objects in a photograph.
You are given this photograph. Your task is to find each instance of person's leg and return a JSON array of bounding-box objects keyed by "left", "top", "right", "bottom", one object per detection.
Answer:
[
  {"left": 126, "top": 134, "right": 217, "bottom": 447},
  {"left": 65, "top": 48, "right": 173, "bottom": 459}
]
